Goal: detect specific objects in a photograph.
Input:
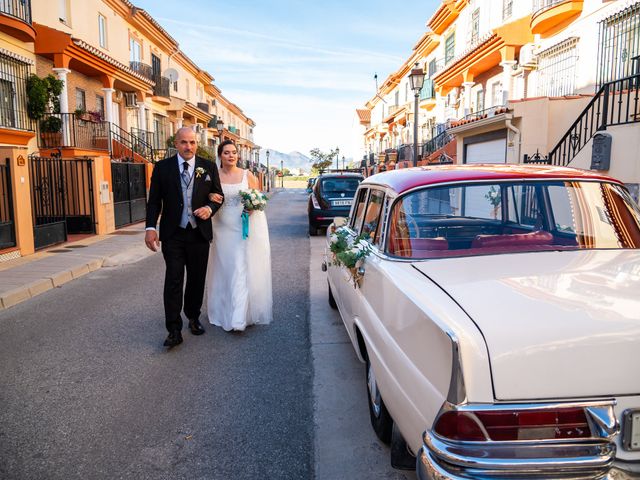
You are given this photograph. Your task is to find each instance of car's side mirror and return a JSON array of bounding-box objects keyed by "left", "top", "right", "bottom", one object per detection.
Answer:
[{"left": 333, "top": 217, "right": 347, "bottom": 227}]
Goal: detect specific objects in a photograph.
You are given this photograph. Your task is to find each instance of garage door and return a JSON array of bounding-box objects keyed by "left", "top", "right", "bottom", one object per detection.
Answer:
[{"left": 465, "top": 138, "right": 506, "bottom": 164}]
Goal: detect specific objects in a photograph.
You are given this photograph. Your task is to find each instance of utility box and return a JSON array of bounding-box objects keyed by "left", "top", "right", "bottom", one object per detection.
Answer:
[
  {"left": 99, "top": 181, "right": 111, "bottom": 204},
  {"left": 591, "top": 132, "right": 612, "bottom": 170}
]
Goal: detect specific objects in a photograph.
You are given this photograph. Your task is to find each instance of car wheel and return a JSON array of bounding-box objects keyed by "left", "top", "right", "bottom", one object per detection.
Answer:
[
  {"left": 309, "top": 225, "right": 318, "bottom": 236},
  {"left": 328, "top": 281, "right": 337, "bottom": 309},
  {"left": 366, "top": 357, "right": 392, "bottom": 444},
  {"left": 390, "top": 421, "right": 415, "bottom": 470}
]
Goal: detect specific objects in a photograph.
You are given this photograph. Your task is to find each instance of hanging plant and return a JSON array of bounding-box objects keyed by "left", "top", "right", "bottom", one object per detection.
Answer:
[{"left": 26, "top": 74, "right": 64, "bottom": 120}]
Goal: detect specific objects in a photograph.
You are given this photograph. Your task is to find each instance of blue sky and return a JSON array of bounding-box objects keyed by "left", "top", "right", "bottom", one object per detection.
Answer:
[{"left": 132, "top": 0, "right": 440, "bottom": 159}]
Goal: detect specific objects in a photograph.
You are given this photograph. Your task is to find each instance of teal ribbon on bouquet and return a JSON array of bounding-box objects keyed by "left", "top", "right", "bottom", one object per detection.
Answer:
[{"left": 241, "top": 210, "right": 249, "bottom": 239}]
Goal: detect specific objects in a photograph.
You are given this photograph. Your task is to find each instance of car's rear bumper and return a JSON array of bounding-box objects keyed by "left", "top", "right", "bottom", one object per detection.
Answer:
[
  {"left": 308, "top": 208, "right": 350, "bottom": 227},
  {"left": 416, "top": 430, "right": 640, "bottom": 479}
]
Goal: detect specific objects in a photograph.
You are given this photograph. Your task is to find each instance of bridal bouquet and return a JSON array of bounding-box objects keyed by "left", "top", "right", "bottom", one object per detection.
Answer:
[
  {"left": 238, "top": 189, "right": 268, "bottom": 239},
  {"left": 328, "top": 227, "right": 372, "bottom": 287},
  {"left": 239, "top": 189, "right": 268, "bottom": 211}
]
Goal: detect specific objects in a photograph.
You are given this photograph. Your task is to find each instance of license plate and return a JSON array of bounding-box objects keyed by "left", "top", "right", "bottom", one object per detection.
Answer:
[
  {"left": 623, "top": 409, "right": 640, "bottom": 451},
  {"left": 332, "top": 200, "right": 352, "bottom": 206}
]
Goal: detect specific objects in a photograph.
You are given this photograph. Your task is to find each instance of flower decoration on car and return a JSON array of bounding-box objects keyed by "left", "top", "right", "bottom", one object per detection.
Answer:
[{"left": 328, "top": 227, "right": 372, "bottom": 287}]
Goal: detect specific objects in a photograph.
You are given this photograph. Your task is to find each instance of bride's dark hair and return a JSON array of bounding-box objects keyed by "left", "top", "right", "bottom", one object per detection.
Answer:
[{"left": 217, "top": 139, "right": 236, "bottom": 157}]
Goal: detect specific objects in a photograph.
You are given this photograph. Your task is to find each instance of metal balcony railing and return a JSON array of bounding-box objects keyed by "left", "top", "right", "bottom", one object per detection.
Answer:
[
  {"left": 0, "top": 0, "right": 32, "bottom": 24},
  {"left": 197, "top": 102, "right": 209, "bottom": 113},
  {"left": 421, "top": 130, "right": 453, "bottom": 158},
  {"left": 152, "top": 75, "right": 170, "bottom": 98},
  {"left": 548, "top": 72, "right": 640, "bottom": 166},
  {"left": 129, "top": 61, "right": 153, "bottom": 81},
  {"left": 37, "top": 113, "right": 109, "bottom": 150},
  {"left": 533, "top": 0, "right": 567, "bottom": 17}
]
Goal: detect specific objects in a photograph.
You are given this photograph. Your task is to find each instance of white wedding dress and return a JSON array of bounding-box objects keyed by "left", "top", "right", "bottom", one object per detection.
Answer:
[{"left": 206, "top": 170, "right": 273, "bottom": 331}]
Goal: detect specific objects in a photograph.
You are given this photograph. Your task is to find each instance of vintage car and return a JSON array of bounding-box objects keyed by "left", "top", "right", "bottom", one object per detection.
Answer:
[{"left": 323, "top": 164, "right": 640, "bottom": 479}]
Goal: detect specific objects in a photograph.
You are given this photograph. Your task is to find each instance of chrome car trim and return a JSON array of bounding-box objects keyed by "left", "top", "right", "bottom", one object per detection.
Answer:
[
  {"left": 445, "top": 333, "right": 467, "bottom": 405},
  {"left": 586, "top": 404, "right": 620, "bottom": 440}
]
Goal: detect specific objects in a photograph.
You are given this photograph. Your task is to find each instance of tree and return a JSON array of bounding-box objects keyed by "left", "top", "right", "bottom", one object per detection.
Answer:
[
  {"left": 309, "top": 147, "right": 339, "bottom": 174},
  {"left": 282, "top": 167, "right": 291, "bottom": 176},
  {"left": 26, "top": 74, "right": 64, "bottom": 120}
]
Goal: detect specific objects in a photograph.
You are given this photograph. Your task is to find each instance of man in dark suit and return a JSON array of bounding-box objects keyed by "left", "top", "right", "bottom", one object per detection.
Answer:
[{"left": 145, "top": 127, "right": 224, "bottom": 348}]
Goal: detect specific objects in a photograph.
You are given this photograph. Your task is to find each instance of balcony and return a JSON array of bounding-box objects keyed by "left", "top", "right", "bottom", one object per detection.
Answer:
[
  {"left": 197, "top": 102, "right": 210, "bottom": 113},
  {"left": 0, "top": 0, "right": 35, "bottom": 42},
  {"left": 37, "top": 113, "right": 109, "bottom": 151},
  {"left": 531, "top": 0, "right": 583, "bottom": 37},
  {"left": 152, "top": 75, "right": 170, "bottom": 103},
  {"left": 129, "top": 61, "right": 153, "bottom": 81}
]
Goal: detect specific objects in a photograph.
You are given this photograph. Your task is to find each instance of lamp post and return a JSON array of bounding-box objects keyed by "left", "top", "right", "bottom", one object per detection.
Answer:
[
  {"left": 280, "top": 159, "right": 284, "bottom": 188},
  {"left": 409, "top": 62, "right": 425, "bottom": 167},
  {"left": 266, "top": 149, "right": 270, "bottom": 192},
  {"left": 342, "top": 155, "right": 345, "bottom": 170},
  {"left": 215, "top": 118, "right": 224, "bottom": 144},
  {"left": 335, "top": 146, "right": 340, "bottom": 170}
]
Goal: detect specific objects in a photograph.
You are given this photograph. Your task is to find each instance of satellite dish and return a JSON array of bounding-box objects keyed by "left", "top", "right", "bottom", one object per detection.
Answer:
[{"left": 164, "top": 68, "right": 179, "bottom": 82}]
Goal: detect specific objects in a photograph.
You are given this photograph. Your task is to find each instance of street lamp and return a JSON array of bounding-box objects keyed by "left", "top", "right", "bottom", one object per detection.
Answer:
[
  {"left": 335, "top": 146, "right": 340, "bottom": 170},
  {"left": 266, "top": 149, "right": 270, "bottom": 192},
  {"left": 280, "top": 159, "right": 284, "bottom": 188},
  {"left": 342, "top": 155, "right": 345, "bottom": 170},
  {"left": 216, "top": 118, "right": 224, "bottom": 143},
  {"left": 409, "top": 62, "right": 425, "bottom": 167}
]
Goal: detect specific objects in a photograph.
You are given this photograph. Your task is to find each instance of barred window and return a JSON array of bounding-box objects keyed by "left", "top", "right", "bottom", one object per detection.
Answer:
[
  {"left": 445, "top": 33, "right": 455, "bottom": 64},
  {"left": 536, "top": 38, "right": 579, "bottom": 97},
  {"left": 503, "top": 0, "right": 513, "bottom": 20},
  {"left": 0, "top": 53, "right": 32, "bottom": 131},
  {"left": 597, "top": 2, "right": 640, "bottom": 86},
  {"left": 470, "top": 9, "right": 480, "bottom": 44}
]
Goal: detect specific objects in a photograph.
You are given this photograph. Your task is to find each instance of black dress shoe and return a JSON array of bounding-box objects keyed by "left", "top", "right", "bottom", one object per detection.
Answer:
[
  {"left": 163, "top": 331, "right": 183, "bottom": 348},
  {"left": 188, "top": 318, "right": 205, "bottom": 336}
]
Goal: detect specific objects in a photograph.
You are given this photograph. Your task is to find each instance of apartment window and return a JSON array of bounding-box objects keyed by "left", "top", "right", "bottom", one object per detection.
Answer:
[
  {"left": 173, "top": 81, "right": 178, "bottom": 92},
  {"left": 59, "top": 0, "right": 70, "bottom": 24},
  {"left": 0, "top": 53, "right": 31, "bottom": 131},
  {"left": 75, "top": 88, "right": 86, "bottom": 111},
  {"left": 503, "top": 0, "right": 513, "bottom": 21},
  {"left": 445, "top": 33, "right": 455, "bottom": 64},
  {"left": 491, "top": 82, "right": 502, "bottom": 107},
  {"left": 95, "top": 95, "right": 105, "bottom": 117},
  {"left": 428, "top": 59, "right": 436, "bottom": 78},
  {"left": 98, "top": 14, "right": 107, "bottom": 48},
  {"left": 394, "top": 90, "right": 399, "bottom": 106},
  {"left": 405, "top": 82, "right": 409, "bottom": 103},
  {"left": 130, "top": 38, "right": 141, "bottom": 63},
  {"left": 476, "top": 89, "right": 485, "bottom": 112},
  {"left": 186, "top": 79, "right": 190, "bottom": 99},
  {"left": 597, "top": 2, "right": 640, "bottom": 86},
  {"left": 470, "top": 9, "right": 480, "bottom": 44},
  {"left": 537, "top": 38, "right": 579, "bottom": 97}
]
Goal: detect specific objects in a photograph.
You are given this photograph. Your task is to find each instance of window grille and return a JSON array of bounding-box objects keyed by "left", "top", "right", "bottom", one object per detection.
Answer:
[
  {"left": 445, "top": 33, "right": 455, "bottom": 64},
  {"left": 0, "top": 53, "right": 31, "bottom": 131},
  {"left": 98, "top": 14, "right": 107, "bottom": 48},
  {"left": 503, "top": 0, "right": 513, "bottom": 20},
  {"left": 536, "top": 37, "right": 579, "bottom": 97},
  {"left": 470, "top": 9, "right": 480, "bottom": 44},
  {"left": 597, "top": 2, "right": 640, "bottom": 87},
  {"left": 75, "top": 88, "right": 86, "bottom": 111}
]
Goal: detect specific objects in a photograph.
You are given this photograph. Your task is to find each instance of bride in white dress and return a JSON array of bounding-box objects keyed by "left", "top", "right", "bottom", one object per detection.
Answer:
[{"left": 206, "top": 140, "right": 273, "bottom": 331}]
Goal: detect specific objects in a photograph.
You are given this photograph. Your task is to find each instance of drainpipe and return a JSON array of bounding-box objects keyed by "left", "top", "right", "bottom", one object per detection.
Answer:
[{"left": 505, "top": 116, "right": 521, "bottom": 164}]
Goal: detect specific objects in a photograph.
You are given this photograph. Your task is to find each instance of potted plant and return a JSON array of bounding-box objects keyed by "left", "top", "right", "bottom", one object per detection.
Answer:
[{"left": 39, "top": 115, "right": 63, "bottom": 147}]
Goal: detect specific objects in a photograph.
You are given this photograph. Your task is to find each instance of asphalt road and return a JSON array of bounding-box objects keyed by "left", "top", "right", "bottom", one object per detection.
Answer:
[{"left": 0, "top": 189, "right": 313, "bottom": 480}]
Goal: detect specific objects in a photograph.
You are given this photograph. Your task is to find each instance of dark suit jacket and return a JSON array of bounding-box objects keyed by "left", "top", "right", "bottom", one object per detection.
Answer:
[{"left": 145, "top": 155, "right": 224, "bottom": 242}]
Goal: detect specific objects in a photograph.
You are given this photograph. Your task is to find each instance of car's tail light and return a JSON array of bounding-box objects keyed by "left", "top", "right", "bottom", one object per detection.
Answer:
[
  {"left": 434, "top": 407, "right": 591, "bottom": 442},
  {"left": 311, "top": 194, "right": 321, "bottom": 209}
]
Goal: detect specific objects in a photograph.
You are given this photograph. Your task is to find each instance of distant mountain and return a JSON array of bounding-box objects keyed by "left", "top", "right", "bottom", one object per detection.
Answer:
[
  {"left": 259, "top": 149, "right": 354, "bottom": 173},
  {"left": 260, "top": 149, "right": 312, "bottom": 173}
]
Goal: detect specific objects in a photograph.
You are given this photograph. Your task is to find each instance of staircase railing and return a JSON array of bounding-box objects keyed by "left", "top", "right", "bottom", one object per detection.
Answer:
[
  {"left": 421, "top": 129, "right": 453, "bottom": 158},
  {"left": 548, "top": 72, "right": 640, "bottom": 166}
]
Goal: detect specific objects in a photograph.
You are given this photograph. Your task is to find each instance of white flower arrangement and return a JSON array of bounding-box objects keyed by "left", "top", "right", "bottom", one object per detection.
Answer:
[
  {"left": 239, "top": 189, "right": 268, "bottom": 211},
  {"left": 328, "top": 227, "right": 373, "bottom": 287}
]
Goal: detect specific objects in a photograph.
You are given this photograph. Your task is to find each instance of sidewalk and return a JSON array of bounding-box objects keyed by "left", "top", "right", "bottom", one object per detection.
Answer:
[{"left": 0, "top": 223, "right": 156, "bottom": 310}]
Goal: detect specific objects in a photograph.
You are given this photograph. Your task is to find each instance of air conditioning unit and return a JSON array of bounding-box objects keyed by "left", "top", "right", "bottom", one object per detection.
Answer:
[
  {"left": 124, "top": 92, "right": 137, "bottom": 108},
  {"left": 519, "top": 43, "right": 538, "bottom": 68}
]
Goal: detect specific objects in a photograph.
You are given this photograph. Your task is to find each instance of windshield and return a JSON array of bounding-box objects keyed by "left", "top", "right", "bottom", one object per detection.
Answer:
[{"left": 386, "top": 180, "right": 640, "bottom": 259}]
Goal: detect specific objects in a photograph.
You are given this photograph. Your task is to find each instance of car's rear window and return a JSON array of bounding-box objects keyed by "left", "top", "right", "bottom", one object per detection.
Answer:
[
  {"left": 320, "top": 178, "right": 361, "bottom": 195},
  {"left": 386, "top": 180, "right": 640, "bottom": 259}
]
